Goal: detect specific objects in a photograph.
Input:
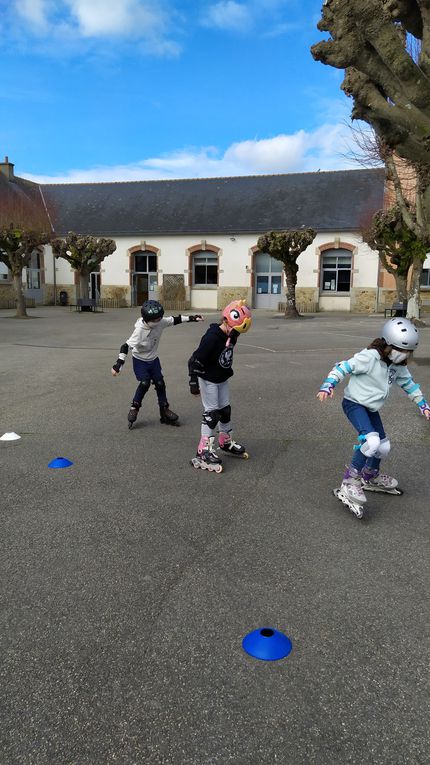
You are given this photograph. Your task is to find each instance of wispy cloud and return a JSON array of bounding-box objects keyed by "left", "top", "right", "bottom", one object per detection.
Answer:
[
  {"left": 200, "top": 1, "right": 251, "bottom": 32},
  {"left": 21, "top": 120, "right": 370, "bottom": 184},
  {"left": 200, "top": 0, "right": 298, "bottom": 36},
  {"left": 10, "top": 0, "right": 181, "bottom": 56}
]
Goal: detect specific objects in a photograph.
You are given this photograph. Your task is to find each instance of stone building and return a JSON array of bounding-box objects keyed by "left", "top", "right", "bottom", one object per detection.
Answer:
[{"left": 3, "top": 157, "right": 424, "bottom": 312}]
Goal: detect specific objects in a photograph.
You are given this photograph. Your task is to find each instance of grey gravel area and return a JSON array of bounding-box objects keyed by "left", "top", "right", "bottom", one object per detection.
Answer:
[{"left": 1, "top": 307, "right": 429, "bottom": 765}]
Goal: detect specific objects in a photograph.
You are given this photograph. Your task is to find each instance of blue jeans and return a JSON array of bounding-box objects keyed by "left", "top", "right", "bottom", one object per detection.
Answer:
[
  {"left": 132, "top": 356, "right": 168, "bottom": 407},
  {"left": 342, "top": 398, "right": 386, "bottom": 472}
]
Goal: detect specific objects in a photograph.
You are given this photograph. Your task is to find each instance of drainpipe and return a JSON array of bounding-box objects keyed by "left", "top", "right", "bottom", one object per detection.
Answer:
[{"left": 53, "top": 252, "right": 57, "bottom": 305}]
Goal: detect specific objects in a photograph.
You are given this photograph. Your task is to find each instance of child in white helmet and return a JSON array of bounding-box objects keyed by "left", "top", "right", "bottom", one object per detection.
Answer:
[{"left": 317, "top": 318, "right": 430, "bottom": 518}]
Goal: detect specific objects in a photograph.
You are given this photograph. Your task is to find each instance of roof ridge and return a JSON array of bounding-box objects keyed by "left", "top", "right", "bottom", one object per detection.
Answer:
[{"left": 22, "top": 167, "right": 384, "bottom": 188}]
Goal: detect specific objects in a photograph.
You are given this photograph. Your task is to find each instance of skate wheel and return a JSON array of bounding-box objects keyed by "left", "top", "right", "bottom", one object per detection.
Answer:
[{"left": 242, "top": 452, "right": 249, "bottom": 460}]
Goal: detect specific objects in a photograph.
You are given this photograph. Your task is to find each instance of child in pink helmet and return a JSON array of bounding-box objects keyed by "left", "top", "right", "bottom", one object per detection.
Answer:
[{"left": 188, "top": 299, "right": 252, "bottom": 472}]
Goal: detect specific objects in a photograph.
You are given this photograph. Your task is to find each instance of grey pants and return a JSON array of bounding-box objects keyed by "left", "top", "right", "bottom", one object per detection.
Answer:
[{"left": 199, "top": 379, "right": 231, "bottom": 437}]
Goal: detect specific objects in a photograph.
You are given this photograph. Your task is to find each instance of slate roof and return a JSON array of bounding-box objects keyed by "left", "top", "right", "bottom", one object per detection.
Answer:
[{"left": 26, "top": 169, "right": 384, "bottom": 237}]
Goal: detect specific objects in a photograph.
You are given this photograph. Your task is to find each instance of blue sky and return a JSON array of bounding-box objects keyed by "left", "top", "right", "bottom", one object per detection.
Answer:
[{"left": 0, "top": 0, "right": 362, "bottom": 183}]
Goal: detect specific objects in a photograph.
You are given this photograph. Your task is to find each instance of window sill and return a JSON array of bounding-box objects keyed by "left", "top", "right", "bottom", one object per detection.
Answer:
[
  {"left": 320, "top": 292, "right": 351, "bottom": 297},
  {"left": 192, "top": 285, "right": 218, "bottom": 290}
]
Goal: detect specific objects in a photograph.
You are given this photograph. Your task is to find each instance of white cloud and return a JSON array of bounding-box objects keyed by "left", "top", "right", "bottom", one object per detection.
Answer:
[
  {"left": 21, "top": 121, "right": 369, "bottom": 184},
  {"left": 11, "top": 0, "right": 180, "bottom": 54},
  {"left": 200, "top": 0, "right": 298, "bottom": 35},
  {"left": 15, "top": 0, "right": 50, "bottom": 30},
  {"left": 201, "top": 1, "right": 251, "bottom": 32}
]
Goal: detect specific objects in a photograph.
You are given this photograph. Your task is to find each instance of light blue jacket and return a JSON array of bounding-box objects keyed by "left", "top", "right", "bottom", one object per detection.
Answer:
[{"left": 321, "top": 348, "right": 426, "bottom": 412}]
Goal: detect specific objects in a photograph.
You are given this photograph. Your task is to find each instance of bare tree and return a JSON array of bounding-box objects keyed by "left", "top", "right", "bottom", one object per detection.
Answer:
[
  {"left": 0, "top": 186, "right": 52, "bottom": 318},
  {"left": 51, "top": 232, "right": 116, "bottom": 302},
  {"left": 257, "top": 230, "right": 316, "bottom": 318},
  {"left": 311, "top": 1, "right": 430, "bottom": 308}
]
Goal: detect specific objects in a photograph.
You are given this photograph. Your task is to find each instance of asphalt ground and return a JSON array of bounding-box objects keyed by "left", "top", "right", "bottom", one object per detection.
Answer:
[{"left": 1, "top": 306, "right": 429, "bottom": 765}]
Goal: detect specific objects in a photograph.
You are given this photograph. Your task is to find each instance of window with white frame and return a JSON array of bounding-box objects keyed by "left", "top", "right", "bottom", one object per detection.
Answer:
[
  {"left": 0, "top": 261, "right": 10, "bottom": 280},
  {"left": 193, "top": 251, "right": 218, "bottom": 287},
  {"left": 321, "top": 249, "right": 352, "bottom": 293},
  {"left": 420, "top": 269, "right": 430, "bottom": 288}
]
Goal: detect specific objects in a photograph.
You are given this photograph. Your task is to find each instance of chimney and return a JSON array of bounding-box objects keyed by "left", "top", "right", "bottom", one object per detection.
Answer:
[{"left": 0, "top": 156, "right": 15, "bottom": 180}]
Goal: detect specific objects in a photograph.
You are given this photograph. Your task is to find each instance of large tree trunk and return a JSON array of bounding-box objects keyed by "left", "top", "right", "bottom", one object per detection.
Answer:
[
  {"left": 394, "top": 273, "right": 408, "bottom": 304},
  {"left": 12, "top": 272, "right": 27, "bottom": 318},
  {"left": 284, "top": 267, "right": 300, "bottom": 318},
  {"left": 79, "top": 271, "right": 90, "bottom": 300},
  {"left": 407, "top": 256, "right": 424, "bottom": 322}
]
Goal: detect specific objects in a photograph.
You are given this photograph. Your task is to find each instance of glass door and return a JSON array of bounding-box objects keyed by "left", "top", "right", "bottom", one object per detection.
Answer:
[{"left": 254, "top": 253, "right": 283, "bottom": 308}]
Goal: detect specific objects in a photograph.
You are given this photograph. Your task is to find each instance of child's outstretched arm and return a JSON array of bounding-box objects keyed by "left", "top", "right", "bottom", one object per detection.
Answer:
[
  {"left": 111, "top": 342, "right": 129, "bottom": 376},
  {"left": 317, "top": 359, "right": 353, "bottom": 401},
  {"left": 395, "top": 368, "right": 430, "bottom": 419},
  {"left": 164, "top": 314, "right": 204, "bottom": 327},
  {"left": 317, "top": 350, "right": 372, "bottom": 401}
]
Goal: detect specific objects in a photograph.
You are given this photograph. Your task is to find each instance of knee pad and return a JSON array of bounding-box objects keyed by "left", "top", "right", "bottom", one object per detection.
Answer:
[
  {"left": 153, "top": 378, "right": 166, "bottom": 393},
  {"left": 202, "top": 410, "right": 219, "bottom": 430},
  {"left": 218, "top": 404, "right": 231, "bottom": 424},
  {"left": 376, "top": 437, "right": 391, "bottom": 459},
  {"left": 359, "top": 431, "right": 381, "bottom": 458},
  {"left": 138, "top": 380, "right": 151, "bottom": 395}
]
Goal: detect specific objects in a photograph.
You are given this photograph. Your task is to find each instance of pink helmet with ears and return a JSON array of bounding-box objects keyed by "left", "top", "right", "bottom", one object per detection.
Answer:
[{"left": 222, "top": 299, "right": 252, "bottom": 334}]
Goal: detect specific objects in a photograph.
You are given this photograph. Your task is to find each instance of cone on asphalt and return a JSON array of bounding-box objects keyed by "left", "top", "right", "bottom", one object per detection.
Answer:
[
  {"left": 242, "top": 627, "right": 293, "bottom": 661},
  {"left": 48, "top": 457, "right": 73, "bottom": 469},
  {"left": 0, "top": 432, "right": 21, "bottom": 442}
]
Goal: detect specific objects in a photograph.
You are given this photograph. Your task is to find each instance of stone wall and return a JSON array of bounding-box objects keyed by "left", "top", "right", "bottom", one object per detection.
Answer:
[
  {"left": 101, "top": 285, "right": 128, "bottom": 306},
  {"left": 0, "top": 283, "right": 14, "bottom": 307},
  {"left": 218, "top": 287, "right": 251, "bottom": 310},
  {"left": 295, "top": 287, "right": 319, "bottom": 311},
  {"left": 350, "top": 288, "right": 377, "bottom": 313}
]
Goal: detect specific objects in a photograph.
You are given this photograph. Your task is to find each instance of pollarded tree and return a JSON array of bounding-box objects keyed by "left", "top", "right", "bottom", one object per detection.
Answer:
[
  {"left": 0, "top": 185, "right": 52, "bottom": 318},
  {"left": 362, "top": 205, "right": 428, "bottom": 308},
  {"left": 51, "top": 232, "right": 116, "bottom": 301},
  {"left": 257, "top": 230, "right": 316, "bottom": 318},
  {"left": 311, "top": 1, "right": 430, "bottom": 260}
]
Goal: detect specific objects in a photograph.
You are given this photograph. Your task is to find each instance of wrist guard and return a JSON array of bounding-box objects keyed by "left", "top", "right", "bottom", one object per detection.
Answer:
[
  {"left": 188, "top": 314, "right": 203, "bottom": 322},
  {"left": 189, "top": 376, "right": 200, "bottom": 395},
  {"left": 112, "top": 359, "right": 124, "bottom": 373},
  {"left": 319, "top": 380, "right": 334, "bottom": 395},
  {"left": 418, "top": 399, "right": 430, "bottom": 416}
]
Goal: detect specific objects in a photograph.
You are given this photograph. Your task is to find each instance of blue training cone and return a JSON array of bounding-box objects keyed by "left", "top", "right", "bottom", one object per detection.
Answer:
[
  {"left": 48, "top": 457, "right": 74, "bottom": 469},
  {"left": 242, "top": 627, "right": 293, "bottom": 661}
]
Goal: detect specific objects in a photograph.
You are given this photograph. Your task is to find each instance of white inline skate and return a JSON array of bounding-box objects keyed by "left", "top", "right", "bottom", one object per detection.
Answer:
[
  {"left": 361, "top": 467, "right": 403, "bottom": 496},
  {"left": 333, "top": 465, "right": 367, "bottom": 519}
]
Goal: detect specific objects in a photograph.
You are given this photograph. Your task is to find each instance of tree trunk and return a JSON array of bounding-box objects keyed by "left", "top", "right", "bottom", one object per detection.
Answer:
[
  {"left": 79, "top": 271, "right": 89, "bottom": 300},
  {"left": 407, "top": 256, "right": 424, "bottom": 322},
  {"left": 394, "top": 274, "right": 408, "bottom": 304},
  {"left": 284, "top": 267, "right": 300, "bottom": 318},
  {"left": 13, "top": 272, "right": 28, "bottom": 318}
]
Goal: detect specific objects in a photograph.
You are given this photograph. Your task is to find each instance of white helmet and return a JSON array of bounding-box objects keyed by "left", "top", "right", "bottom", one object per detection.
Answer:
[{"left": 382, "top": 318, "right": 419, "bottom": 350}]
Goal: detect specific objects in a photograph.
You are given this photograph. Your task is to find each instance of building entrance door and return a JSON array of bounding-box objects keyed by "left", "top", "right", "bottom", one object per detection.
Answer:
[
  {"left": 25, "top": 250, "right": 43, "bottom": 304},
  {"left": 254, "top": 252, "right": 283, "bottom": 309},
  {"left": 133, "top": 274, "right": 149, "bottom": 305}
]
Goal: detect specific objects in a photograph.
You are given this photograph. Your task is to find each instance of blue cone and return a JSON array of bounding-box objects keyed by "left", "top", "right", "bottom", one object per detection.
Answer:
[
  {"left": 48, "top": 457, "right": 74, "bottom": 469},
  {"left": 242, "top": 627, "right": 293, "bottom": 661}
]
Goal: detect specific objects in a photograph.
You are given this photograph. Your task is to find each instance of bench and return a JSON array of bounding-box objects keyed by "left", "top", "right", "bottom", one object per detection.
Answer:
[
  {"left": 76, "top": 298, "right": 99, "bottom": 312},
  {"left": 384, "top": 301, "right": 407, "bottom": 318}
]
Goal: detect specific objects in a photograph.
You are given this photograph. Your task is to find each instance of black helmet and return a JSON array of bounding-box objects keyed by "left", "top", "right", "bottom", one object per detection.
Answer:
[{"left": 141, "top": 300, "right": 164, "bottom": 323}]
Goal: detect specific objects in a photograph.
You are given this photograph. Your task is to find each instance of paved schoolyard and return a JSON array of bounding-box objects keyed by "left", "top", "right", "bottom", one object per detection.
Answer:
[{"left": 1, "top": 306, "right": 429, "bottom": 765}]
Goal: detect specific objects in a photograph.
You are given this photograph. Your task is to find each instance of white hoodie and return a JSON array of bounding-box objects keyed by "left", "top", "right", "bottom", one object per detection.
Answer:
[{"left": 126, "top": 317, "right": 176, "bottom": 361}]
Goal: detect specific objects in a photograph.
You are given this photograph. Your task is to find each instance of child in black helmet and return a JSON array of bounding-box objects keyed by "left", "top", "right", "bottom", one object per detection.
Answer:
[
  {"left": 317, "top": 317, "right": 430, "bottom": 518},
  {"left": 112, "top": 300, "right": 203, "bottom": 428}
]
